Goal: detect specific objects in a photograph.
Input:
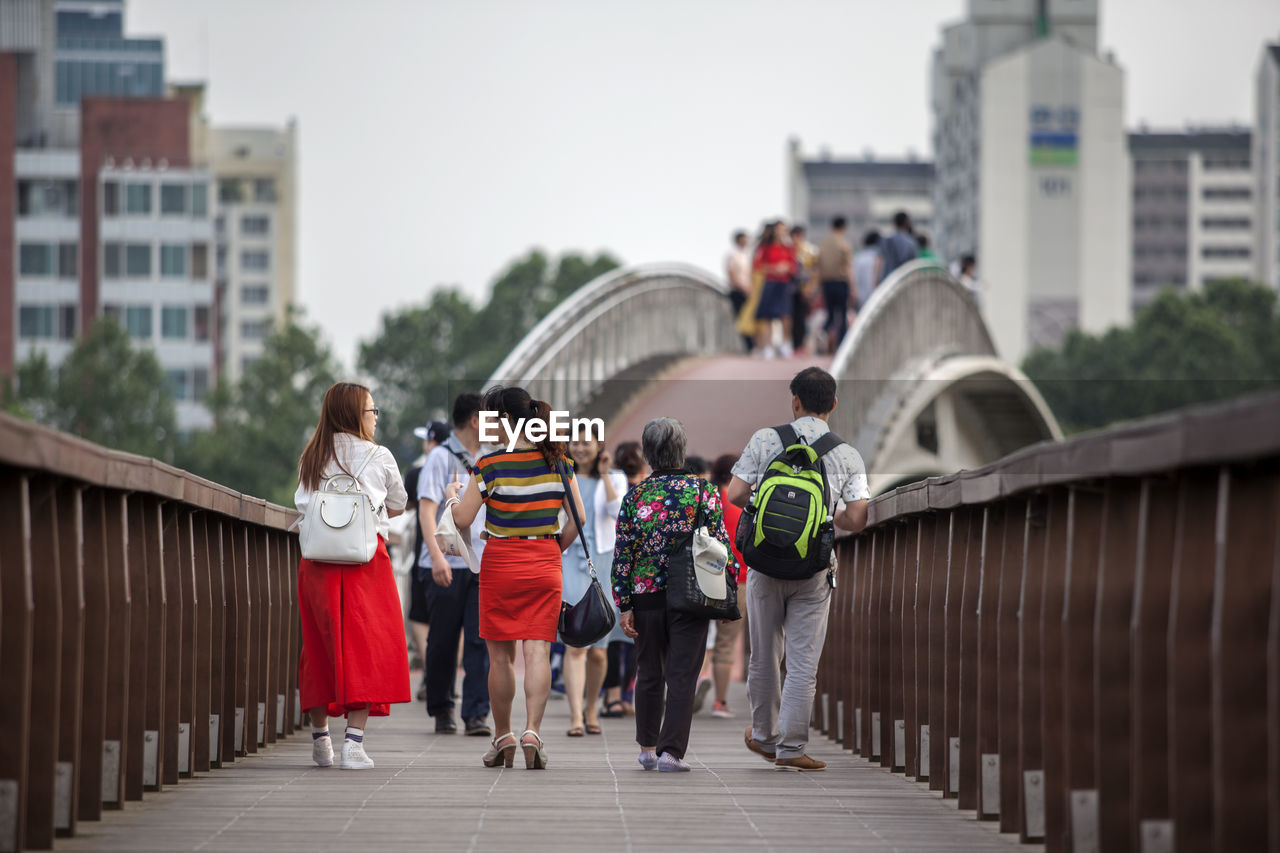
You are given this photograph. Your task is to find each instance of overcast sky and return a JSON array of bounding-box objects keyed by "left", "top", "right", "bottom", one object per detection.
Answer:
[{"left": 129, "top": 0, "right": 1280, "bottom": 369}]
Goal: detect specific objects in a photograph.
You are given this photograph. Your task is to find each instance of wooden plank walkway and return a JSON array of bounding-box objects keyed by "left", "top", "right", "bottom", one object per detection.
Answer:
[{"left": 57, "top": 682, "right": 1035, "bottom": 852}]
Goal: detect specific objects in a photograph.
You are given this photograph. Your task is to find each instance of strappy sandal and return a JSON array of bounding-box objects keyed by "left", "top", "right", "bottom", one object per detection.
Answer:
[
  {"left": 482, "top": 732, "right": 517, "bottom": 768},
  {"left": 584, "top": 723, "right": 602, "bottom": 735},
  {"left": 566, "top": 726, "right": 585, "bottom": 737},
  {"left": 521, "top": 729, "right": 548, "bottom": 770},
  {"left": 600, "top": 701, "right": 625, "bottom": 718}
]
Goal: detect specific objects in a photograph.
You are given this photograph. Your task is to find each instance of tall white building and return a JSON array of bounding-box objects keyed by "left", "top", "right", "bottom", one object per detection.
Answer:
[
  {"left": 932, "top": 0, "right": 1131, "bottom": 362},
  {"left": 199, "top": 122, "right": 298, "bottom": 381},
  {"left": 1130, "top": 128, "right": 1254, "bottom": 308},
  {"left": 1256, "top": 44, "right": 1280, "bottom": 291}
]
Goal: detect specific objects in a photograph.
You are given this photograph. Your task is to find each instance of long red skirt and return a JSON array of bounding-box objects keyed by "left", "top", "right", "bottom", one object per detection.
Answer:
[
  {"left": 298, "top": 536, "right": 410, "bottom": 717},
  {"left": 479, "top": 538, "right": 562, "bottom": 642}
]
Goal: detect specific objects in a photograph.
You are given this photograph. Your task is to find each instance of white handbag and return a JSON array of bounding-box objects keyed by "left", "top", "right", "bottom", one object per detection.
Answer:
[
  {"left": 435, "top": 497, "right": 479, "bottom": 574},
  {"left": 298, "top": 447, "right": 382, "bottom": 565},
  {"left": 692, "top": 522, "right": 730, "bottom": 601}
]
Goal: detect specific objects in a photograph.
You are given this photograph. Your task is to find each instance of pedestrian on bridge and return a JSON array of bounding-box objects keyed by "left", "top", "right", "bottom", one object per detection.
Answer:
[
  {"left": 727, "top": 367, "right": 870, "bottom": 771},
  {"left": 294, "top": 382, "right": 411, "bottom": 770},
  {"left": 445, "top": 386, "right": 587, "bottom": 770},
  {"left": 559, "top": 435, "right": 628, "bottom": 737},
  {"left": 418, "top": 394, "right": 490, "bottom": 737},
  {"left": 612, "top": 417, "right": 735, "bottom": 772}
]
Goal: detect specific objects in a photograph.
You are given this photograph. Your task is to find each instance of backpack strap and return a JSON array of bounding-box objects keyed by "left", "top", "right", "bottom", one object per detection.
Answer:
[
  {"left": 809, "top": 432, "right": 845, "bottom": 459},
  {"left": 352, "top": 444, "right": 380, "bottom": 479},
  {"left": 808, "top": 432, "right": 846, "bottom": 520},
  {"left": 773, "top": 424, "right": 799, "bottom": 447}
]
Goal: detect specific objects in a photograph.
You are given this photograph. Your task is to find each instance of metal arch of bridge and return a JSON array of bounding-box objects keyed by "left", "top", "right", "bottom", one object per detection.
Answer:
[
  {"left": 485, "top": 262, "right": 739, "bottom": 415},
  {"left": 828, "top": 260, "right": 1061, "bottom": 491}
]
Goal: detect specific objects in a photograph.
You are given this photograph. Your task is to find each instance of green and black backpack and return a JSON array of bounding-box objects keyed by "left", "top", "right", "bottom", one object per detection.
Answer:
[{"left": 735, "top": 424, "right": 844, "bottom": 580}]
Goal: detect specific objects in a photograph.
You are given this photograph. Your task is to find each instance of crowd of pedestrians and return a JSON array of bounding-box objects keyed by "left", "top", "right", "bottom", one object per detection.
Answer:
[
  {"left": 290, "top": 366, "right": 870, "bottom": 772},
  {"left": 725, "top": 210, "right": 980, "bottom": 358}
]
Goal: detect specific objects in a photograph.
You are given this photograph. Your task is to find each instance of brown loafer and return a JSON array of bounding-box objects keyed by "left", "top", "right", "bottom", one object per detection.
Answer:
[
  {"left": 743, "top": 726, "right": 776, "bottom": 763},
  {"left": 775, "top": 754, "right": 826, "bottom": 771}
]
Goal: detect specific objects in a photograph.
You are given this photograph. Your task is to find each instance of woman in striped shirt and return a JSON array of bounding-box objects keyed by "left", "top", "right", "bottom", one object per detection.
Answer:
[{"left": 446, "top": 386, "right": 586, "bottom": 770}]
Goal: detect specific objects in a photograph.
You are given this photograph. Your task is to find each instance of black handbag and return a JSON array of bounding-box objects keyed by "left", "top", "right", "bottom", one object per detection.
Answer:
[
  {"left": 556, "top": 462, "right": 617, "bottom": 648},
  {"left": 667, "top": 483, "right": 741, "bottom": 621}
]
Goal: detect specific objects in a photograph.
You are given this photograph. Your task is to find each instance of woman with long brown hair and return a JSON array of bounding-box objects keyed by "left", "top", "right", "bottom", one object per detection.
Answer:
[
  {"left": 445, "top": 385, "right": 586, "bottom": 770},
  {"left": 294, "top": 382, "right": 409, "bottom": 770}
]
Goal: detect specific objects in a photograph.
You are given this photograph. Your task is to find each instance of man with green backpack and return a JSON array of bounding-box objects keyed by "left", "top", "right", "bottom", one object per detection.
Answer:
[{"left": 726, "top": 367, "right": 869, "bottom": 770}]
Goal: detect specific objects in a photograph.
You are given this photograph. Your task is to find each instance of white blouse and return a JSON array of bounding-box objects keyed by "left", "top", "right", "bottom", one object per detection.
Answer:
[
  {"left": 592, "top": 469, "right": 629, "bottom": 553},
  {"left": 294, "top": 433, "right": 408, "bottom": 541}
]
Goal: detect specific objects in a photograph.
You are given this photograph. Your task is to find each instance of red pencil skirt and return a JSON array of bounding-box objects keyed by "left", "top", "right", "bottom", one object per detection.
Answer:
[
  {"left": 298, "top": 536, "right": 410, "bottom": 718},
  {"left": 479, "top": 538, "right": 562, "bottom": 642}
]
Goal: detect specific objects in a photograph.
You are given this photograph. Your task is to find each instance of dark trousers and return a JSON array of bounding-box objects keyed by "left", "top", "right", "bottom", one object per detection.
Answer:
[
  {"left": 791, "top": 284, "right": 808, "bottom": 350},
  {"left": 822, "top": 279, "right": 851, "bottom": 350},
  {"left": 728, "top": 290, "right": 753, "bottom": 351},
  {"left": 424, "top": 568, "right": 489, "bottom": 719},
  {"left": 633, "top": 608, "right": 710, "bottom": 759}
]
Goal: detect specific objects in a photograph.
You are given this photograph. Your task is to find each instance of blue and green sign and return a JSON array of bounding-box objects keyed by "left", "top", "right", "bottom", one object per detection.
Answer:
[{"left": 1030, "top": 105, "right": 1079, "bottom": 167}]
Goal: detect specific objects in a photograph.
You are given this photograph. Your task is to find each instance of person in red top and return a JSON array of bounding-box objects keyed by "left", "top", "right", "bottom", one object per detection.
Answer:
[
  {"left": 752, "top": 220, "right": 797, "bottom": 359},
  {"left": 704, "top": 453, "right": 748, "bottom": 718}
]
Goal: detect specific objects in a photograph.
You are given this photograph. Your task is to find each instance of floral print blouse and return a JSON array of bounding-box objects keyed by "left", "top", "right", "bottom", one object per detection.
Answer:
[{"left": 611, "top": 471, "right": 736, "bottom": 612}]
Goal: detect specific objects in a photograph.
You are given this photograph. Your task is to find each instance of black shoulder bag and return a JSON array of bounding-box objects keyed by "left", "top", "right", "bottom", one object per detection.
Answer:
[{"left": 556, "top": 463, "right": 617, "bottom": 648}]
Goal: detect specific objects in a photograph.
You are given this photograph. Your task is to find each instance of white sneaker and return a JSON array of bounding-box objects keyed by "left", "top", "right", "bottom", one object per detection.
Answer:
[
  {"left": 762, "top": 346, "right": 777, "bottom": 361},
  {"left": 339, "top": 738, "right": 374, "bottom": 770},
  {"left": 779, "top": 343, "right": 794, "bottom": 358},
  {"left": 312, "top": 735, "right": 334, "bottom": 767}
]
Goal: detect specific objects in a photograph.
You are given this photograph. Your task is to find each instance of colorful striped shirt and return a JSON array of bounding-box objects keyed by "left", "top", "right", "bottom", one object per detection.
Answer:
[{"left": 474, "top": 449, "right": 572, "bottom": 537}]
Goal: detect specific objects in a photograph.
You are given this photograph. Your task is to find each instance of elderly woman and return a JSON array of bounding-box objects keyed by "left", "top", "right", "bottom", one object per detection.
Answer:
[{"left": 612, "top": 417, "right": 732, "bottom": 772}]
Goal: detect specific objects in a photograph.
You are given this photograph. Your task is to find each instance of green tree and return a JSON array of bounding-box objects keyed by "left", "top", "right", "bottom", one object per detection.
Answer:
[
  {"left": 3, "top": 317, "right": 177, "bottom": 458},
  {"left": 1023, "top": 279, "right": 1280, "bottom": 432},
  {"left": 358, "top": 249, "right": 621, "bottom": 463},
  {"left": 177, "top": 308, "right": 339, "bottom": 505}
]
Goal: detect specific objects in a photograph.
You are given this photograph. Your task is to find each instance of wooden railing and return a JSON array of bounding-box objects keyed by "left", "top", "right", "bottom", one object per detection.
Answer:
[
  {"left": 815, "top": 390, "right": 1280, "bottom": 853},
  {"left": 0, "top": 413, "right": 301, "bottom": 852}
]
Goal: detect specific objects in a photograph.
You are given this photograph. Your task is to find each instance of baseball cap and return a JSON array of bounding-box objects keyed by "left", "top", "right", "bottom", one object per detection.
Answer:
[{"left": 413, "top": 421, "right": 450, "bottom": 443}]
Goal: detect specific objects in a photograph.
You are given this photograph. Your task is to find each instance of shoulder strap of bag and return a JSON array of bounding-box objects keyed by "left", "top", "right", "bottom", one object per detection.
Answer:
[
  {"left": 557, "top": 461, "right": 595, "bottom": 575},
  {"left": 773, "top": 424, "right": 799, "bottom": 448},
  {"left": 446, "top": 445, "right": 476, "bottom": 475},
  {"left": 809, "top": 432, "right": 846, "bottom": 521}
]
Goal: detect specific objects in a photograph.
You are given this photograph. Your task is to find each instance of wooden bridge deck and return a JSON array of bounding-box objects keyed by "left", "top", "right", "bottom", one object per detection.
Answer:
[{"left": 55, "top": 683, "right": 1033, "bottom": 852}]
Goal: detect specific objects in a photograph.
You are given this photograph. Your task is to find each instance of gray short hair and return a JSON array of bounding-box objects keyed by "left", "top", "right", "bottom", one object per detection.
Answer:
[{"left": 641, "top": 417, "right": 687, "bottom": 471}]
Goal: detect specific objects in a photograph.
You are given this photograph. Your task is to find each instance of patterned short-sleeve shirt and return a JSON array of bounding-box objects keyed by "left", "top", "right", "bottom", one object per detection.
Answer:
[
  {"left": 730, "top": 416, "right": 870, "bottom": 513},
  {"left": 474, "top": 449, "right": 571, "bottom": 538}
]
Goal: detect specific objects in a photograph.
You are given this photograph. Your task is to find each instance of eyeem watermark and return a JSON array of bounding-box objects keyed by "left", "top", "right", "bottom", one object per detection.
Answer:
[{"left": 478, "top": 411, "right": 604, "bottom": 452}]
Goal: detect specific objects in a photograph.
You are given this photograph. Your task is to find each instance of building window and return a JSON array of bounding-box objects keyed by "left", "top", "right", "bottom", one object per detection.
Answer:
[
  {"left": 191, "top": 244, "right": 209, "bottom": 279},
  {"left": 58, "top": 305, "right": 75, "bottom": 339},
  {"left": 1201, "top": 246, "right": 1251, "bottom": 259},
  {"left": 241, "top": 285, "right": 270, "bottom": 305},
  {"left": 165, "top": 368, "right": 189, "bottom": 401},
  {"left": 253, "top": 178, "right": 277, "bottom": 203},
  {"left": 1202, "top": 187, "right": 1251, "bottom": 201},
  {"left": 18, "top": 306, "right": 54, "bottom": 339},
  {"left": 241, "top": 319, "right": 270, "bottom": 340},
  {"left": 192, "top": 367, "right": 210, "bottom": 401},
  {"left": 103, "top": 243, "right": 121, "bottom": 278},
  {"left": 125, "top": 243, "right": 152, "bottom": 277},
  {"left": 19, "top": 243, "right": 54, "bottom": 276},
  {"left": 160, "top": 244, "right": 187, "bottom": 278},
  {"left": 58, "top": 243, "right": 78, "bottom": 279},
  {"left": 124, "top": 182, "right": 152, "bottom": 215},
  {"left": 241, "top": 215, "right": 270, "bottom": 235},
  {"left": 218, "top": 178, "right": 244, "bottom": 204},
  {"left": 160, "top": 183, "right": 187, "bottom": 215},
  {"left": 161, "top": 306, "right": 188, "bottom": 339},
  {"left": 241, "top": 250, "right": 270, "bottom": 271},
  {"left": 124, "top": 305, "right": 152, "bottom": 339},
  {"left": 191, "top": 182, "right": 208, "bottom": 217},
  {"left": 17, "top": 179, "right": 78, "bottom": 217},
  {"left": 1201, "top": 217, "right": 1251, "bottom": 230},
  {"left": 193, "top": 305, "right": 210, "bottom": 342},
  {"left": 102, "top": 180, "right": 119, "bottom": 217}
]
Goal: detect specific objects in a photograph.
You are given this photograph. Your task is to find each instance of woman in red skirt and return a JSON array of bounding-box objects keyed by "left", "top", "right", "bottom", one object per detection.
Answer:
[
  {"left": 446, "top": 385, "right": 585, "bottom": 770},
  {"left": 293, "top": 382, "right": 410, "bottom": 769}
]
